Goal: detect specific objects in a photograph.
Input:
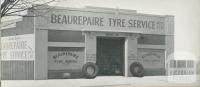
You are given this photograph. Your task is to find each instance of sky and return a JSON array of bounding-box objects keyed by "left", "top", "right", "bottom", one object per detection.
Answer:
[
  {"left": 53, "top": 0, "right": 200, "bottom": 58},
  {"left": 2, "top": 0, "right": 200, "bottom": 58}
]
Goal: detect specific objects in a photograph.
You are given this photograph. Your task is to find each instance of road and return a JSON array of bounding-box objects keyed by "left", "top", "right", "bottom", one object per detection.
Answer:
[{"left": 1, "top": 75, "right": 200, "bottom": 87}]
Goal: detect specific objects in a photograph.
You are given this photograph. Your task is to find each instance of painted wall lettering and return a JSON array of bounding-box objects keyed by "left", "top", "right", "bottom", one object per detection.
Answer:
[
  {"left": 50, "top": 14, "right": 164, "bottom": 30},
  {"left": 1, "top": 34, "right": 35, "bottom": 60},
  {"left": 48, "top": 50, "right": 84, "bottom": 70},
  {"left": 51, "top": 14, "right": 104, "bottom": 26},
  {"left": 52, "top": 51, "right": 79, "bottom": 64},
  {"left": 138, "top": 49, "right": 165, "bottom": 68}
]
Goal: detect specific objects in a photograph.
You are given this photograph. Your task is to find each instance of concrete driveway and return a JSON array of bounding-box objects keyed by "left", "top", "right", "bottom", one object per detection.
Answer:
[{"left": 1, "top": 75, "right": 200, "bottom": 87}]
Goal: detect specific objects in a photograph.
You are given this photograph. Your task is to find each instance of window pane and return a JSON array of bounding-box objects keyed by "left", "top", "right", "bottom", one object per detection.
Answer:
[
  {"left": 187, "top": 60, "right": 194, "bottom": 68},
  {"left": 177, "top": 60, "right": 186, "bottom": 68},
  {"left": 48, "top": 30, "right": 85, "bottom": 42}
]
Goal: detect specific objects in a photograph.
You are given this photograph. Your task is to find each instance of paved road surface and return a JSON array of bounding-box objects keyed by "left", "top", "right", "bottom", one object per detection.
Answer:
[{"left": 1, "top": 76, "right": 200, "bottom": 87}]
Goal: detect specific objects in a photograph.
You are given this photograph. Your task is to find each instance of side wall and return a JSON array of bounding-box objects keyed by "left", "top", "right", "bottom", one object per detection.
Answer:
[{"left": 1, "top": 17, "right": 35, "bottom": 80}]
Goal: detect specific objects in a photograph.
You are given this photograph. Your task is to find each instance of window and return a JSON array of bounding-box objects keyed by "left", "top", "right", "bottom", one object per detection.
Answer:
[{"left": 48, "top": 30, "right": 85, "bottom": 42}]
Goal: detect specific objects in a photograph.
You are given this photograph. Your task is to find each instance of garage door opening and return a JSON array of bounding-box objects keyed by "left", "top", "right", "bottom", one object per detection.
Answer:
[{"left": 97, "top": 37, "right": 125, "bottom": 76}]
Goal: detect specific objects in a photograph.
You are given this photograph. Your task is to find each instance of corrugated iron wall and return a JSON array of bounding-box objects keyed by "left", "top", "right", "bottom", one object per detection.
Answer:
[
  {"left": 1, "top": 17, "right": 35, "bottom": 80},
  {"left": 1, "top": 61, "right": 34, "bottom": 80}
]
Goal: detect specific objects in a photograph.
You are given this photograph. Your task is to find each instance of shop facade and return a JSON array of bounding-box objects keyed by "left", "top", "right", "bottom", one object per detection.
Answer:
[{"left": 1, "top": 6, "right": 174, "bottom": 80}]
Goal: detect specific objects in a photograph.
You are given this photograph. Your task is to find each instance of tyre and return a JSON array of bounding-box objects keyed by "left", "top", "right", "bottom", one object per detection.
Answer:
[
  {"left": 82, "top": 62, "right": 99, "bottom": 79},
  {"left": 130, "top": 62, "right": 144, "bottom": 77}
]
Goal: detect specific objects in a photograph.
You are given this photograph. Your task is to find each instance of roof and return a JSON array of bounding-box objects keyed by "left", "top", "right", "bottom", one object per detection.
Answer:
[{"left": 0, "top": 18, "right": 22, "bottom": 30}]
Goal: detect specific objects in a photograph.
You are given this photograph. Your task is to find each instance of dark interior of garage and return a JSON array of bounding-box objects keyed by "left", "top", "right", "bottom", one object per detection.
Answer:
[{"left": 97, "top": 37, "right": 125, "bottom": 76}]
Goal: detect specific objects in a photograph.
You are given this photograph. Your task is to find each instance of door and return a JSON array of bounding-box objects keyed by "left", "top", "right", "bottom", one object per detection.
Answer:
[{"left": 97, "top": 37, "right": 125, "bottom": 76}]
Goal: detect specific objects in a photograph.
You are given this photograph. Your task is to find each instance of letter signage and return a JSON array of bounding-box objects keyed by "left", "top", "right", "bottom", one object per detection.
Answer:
[
  {"left": 1, "top": 34, "right": 35, "bottom": 60},
  {"left": 48, "top": 50, "right": 84, "bottom": 70},
  {"left": 50, "top": 14, "right": 164, "bottom": 30}
]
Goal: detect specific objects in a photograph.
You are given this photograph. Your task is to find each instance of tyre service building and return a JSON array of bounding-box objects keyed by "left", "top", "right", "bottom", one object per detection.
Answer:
[{"left": 1, "top": 6, "right": 174, "bottom": 80}]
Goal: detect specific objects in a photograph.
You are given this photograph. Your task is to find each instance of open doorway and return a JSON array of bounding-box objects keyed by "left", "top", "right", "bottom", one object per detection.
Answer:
[{"left": 97, "top": 37, "right": 125, "bottom": 76}]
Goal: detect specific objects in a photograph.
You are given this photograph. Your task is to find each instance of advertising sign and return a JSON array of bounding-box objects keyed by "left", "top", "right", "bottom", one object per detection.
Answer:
[
  {"left": 50, "top": 14, "right": 164, "bottom": 30},
  {"left": 1, "top": 34, "right": 35, "bottom": 60},
  {"left": 36, "top": 8, "right": 166, "bottom": 35},
  {"left": 48, "top": 50, "right": 84, "bottom": 70},
  {"left": 138, "top": 49, "right": 165, "bottom": 69}
]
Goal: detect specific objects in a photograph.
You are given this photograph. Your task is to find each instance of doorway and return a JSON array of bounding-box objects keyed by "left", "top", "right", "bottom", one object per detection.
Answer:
[{"left": 97, "top": 37, "right": 125, "bottom": 76}]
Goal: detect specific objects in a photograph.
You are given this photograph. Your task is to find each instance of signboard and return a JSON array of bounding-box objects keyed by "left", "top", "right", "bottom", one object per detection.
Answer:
[
  {"left": 138, "top": 49, "right": 165, "bottom": 68},
  {"left": 50, "top": 14, "right": 164, "bottom": 30},
  {"left": 1, "top": 34, "right": 35, "bottom": 60},
  {"left": 36, "top": 8, "right": 166, "bottom": 35},
  {"left": 48, "top": 50, "right": 84, "bottom": 70}
]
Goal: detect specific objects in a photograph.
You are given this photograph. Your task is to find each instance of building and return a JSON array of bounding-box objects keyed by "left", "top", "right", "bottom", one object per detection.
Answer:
[
  {"left": 0, "top": 5, "right": 174, "bottom": 80},
  {"left": 167, "top": 52, "right": 198, "bottom": 83}
]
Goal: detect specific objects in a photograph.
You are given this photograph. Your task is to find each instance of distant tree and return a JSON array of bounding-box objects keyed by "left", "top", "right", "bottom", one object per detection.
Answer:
[{"left": 1, "top": 0, "right": 57, "bottom": 18}]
